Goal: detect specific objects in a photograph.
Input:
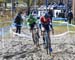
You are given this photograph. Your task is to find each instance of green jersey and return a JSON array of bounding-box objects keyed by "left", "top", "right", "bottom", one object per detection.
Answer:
[{"left": 27, "top": 14, "right": 37, "bottom": 24}]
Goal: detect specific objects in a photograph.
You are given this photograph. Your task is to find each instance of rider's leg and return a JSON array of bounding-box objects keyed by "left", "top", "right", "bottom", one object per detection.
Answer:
[
  {"left": 41, "top": 26, "right": 45, "bottom": 44},
  {"left": 29, "top": 24, "right": 35, "bottom": 45},
  {"left": 31, "top": 30, "right": 35, "bottom": 45},
  {"left": 37, "top": 28, "right": 40, "bottom": 38},
  {"left": 42, "top": 31, "right": 45, "bottom": 44}
]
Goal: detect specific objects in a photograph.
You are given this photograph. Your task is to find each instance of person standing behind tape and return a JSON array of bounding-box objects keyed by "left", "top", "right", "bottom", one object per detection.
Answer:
[
  {"left": 14, "top": 10, "right": 23, "bottom": 34},
  {"left": 48, "top": 9, "right": 54, "bottom": 34},
  {"left": 67, "top": 11, "right": 73, "bottom": 24}
]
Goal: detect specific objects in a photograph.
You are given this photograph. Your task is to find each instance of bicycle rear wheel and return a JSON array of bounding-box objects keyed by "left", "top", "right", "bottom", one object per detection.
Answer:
[
  {"left": 35, "top": 33, "right": 39, "bottom": 46},
  {"left": 33, "top": 32, "right": 39, "bottom": 47},
  {"left": 45, "top": 31, "right": 52, "bottom": 55}
]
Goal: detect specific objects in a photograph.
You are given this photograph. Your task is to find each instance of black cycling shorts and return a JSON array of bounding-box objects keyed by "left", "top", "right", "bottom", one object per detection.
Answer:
[
  {"left": 42, "top": 23, "right": 50, "bottom": 32},
  {"left": 29, "top": 22, "right": 36, "bottom": 30}
]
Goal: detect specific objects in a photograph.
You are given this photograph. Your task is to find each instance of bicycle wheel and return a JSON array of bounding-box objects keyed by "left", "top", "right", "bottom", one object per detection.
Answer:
[
  {"left": 33, "top": 29, "right": 39, "bottom": 47},
  {"left": 46, "top": 38, "right": 49, "bottom": 54},
  {"left": 49, "top": 37, "right": 52, "bottom": 56},
  {"left": 47, "top": 34, "right": 50, "bottom": 54},
  {"left": 44, "top": 31, "right": 49, "bottom": 54},
  {"left": 35, "top": 33, "right": 39, "bottom": 46},
  {"left": 45, "top": 31, "right": 52, "bottom": 55}
]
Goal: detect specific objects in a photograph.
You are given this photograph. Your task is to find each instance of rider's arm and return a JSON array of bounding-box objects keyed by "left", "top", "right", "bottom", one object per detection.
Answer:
[
  {"left": 50, "top": 23, "right": 54, "bottom": 35},
  {"left": 49, "top": 18, "right": 54, "bottom": 35}
]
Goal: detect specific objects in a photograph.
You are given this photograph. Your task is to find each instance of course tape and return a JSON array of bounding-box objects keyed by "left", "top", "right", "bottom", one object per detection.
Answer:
[{"left": 0, "top": 21, "right": 75, "bottom": 37}]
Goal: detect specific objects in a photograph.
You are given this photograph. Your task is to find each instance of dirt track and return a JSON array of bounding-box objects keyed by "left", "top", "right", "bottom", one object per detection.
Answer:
[{"left": 0, "top": 28, "right": 75, "bottom": 60}]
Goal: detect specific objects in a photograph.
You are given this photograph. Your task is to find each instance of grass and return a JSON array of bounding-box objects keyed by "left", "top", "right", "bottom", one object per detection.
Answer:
[
  {"left": 53, "top": 21, "right": 75, "bottom": 34},
  {"left": 0, "top": 10, "right": 13, "bottom": 28},
  {"left": 69, "top": 25, "right": 75, "bottom": 31},
  {"left": 0, "top": 16, "right": 12, "bottom": 28},
  {"left": 54, "top": 26, "right": 67, "bottom": 34},
  {"left": 0, "top": 22, "right": 12, "bottom": 28}
]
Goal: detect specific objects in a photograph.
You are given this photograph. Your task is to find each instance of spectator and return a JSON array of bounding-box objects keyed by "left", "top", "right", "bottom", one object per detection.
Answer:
[
  {"left": 14, "top": 10, "right": 23, "bottom": 34},
  {"left": 56, "top": 12, "right": 59, "bottom": 17},
  {"left": 12, "top": 2, "right": 16, "bottom": 13},
  {"left": 48, "top": 9, "right": 54, "bottom": 32},
  {"left": 67, "top": 11, "right": 73, "bottom": 24},
  {"left": 58, "top": 12, "right": 65, "bottom": 18},
  {"left": 48, "top": 9, "right": 53, "bottom": 22}
]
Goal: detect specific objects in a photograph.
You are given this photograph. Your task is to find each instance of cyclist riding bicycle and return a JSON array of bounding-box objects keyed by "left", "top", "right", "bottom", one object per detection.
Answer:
[
  {"left": 27, "top": 14, "right": 40, "bottom": 47},
  {"left": 40, "top": 13, "right": 54, "bottom": 46}
]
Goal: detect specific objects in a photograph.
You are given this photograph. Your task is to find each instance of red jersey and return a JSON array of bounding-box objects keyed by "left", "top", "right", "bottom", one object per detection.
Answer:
[{"left": 40, "top": 16, "right": 51, "bottom": 24}]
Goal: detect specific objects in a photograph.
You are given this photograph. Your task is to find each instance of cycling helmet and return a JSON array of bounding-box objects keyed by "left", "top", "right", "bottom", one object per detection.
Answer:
[{"left": 44, "top": 13, "right": 49, "bottom": 19}]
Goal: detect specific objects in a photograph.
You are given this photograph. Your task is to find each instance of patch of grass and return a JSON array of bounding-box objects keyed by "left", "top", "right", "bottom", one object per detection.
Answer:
[
  {"left": 0, "top": 11, "right": 12, "bottom": 28},
  {"left": 54, "top": 26, "right": 67, "bottom": 34},
  {"left": 52, "top": 21, "right": 75, "bottom": 34},
  {"left": 53, "top": 23, "right": 75, "bottom": 35},
  {"left": 0, "top": 22, "right": 11, "bottom": 28},
  {"left": 69, "top": 25, "right": 75, "bottom": 31}
]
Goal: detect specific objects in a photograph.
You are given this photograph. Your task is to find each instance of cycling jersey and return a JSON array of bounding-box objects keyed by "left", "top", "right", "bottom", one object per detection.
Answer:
[
  {"left": 40, "top": 16, "right": 51, "bottom": 24},
  {"left": 40, "top": 16, "right": 51, "bottom": 32},
  {"left": 27, "top": 14, "right": 37, "bottom": 30},
  {"left": 27, "top": 14, "right": 37, "bottom": 25}
]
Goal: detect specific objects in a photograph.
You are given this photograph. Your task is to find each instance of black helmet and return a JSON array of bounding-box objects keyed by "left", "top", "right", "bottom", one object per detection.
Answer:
[{"left": 44, "top": 13, "right": 49, "bottom": 18}]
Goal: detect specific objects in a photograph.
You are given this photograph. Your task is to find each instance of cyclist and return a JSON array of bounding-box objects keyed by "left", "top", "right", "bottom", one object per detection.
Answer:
[
  {"left": 27, "top": 14, "right": 40, "bottom": 47},
  {"left": 40, "top": 13, "right": 54, "bottom": 48}
]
